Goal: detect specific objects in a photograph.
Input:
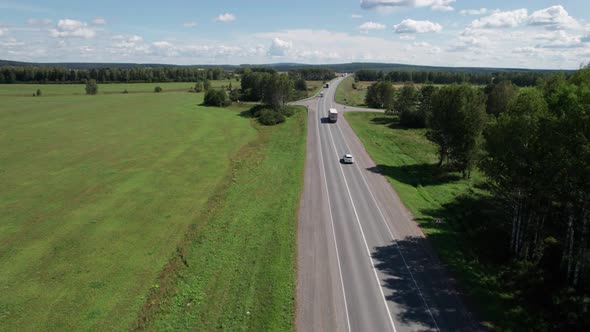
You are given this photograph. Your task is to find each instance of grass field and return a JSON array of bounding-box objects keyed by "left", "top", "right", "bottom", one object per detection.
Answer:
[
  {"left": 0, "top": 85, "right": 297, "bottom": 330},
  {"left": 335, "top": 76, "right": 374, "bottom": 107},
  {"left": 345, "top": 112, "right": 533, "bottom": 331},
  {"left": 145, "top": 109, "right": 306, "bottom": 330},
  {"left": 0, "top": 81, "right": 240, "bottom": 97}
]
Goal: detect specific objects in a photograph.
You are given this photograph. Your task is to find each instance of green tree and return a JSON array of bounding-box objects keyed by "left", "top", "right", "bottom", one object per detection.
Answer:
[
  {"left": 194, "top": 81, "right": 204, "bottom": 92},
  {"left": 154, "top": 86, "right": 162, "bottom": 93},
  {"left": 486, "top": 80, "right": 517, "bottom": 116},
  {"left": 203, "top": 79, "right": 211, "bottom": 91},
  {"left": 263, "top": 73, "right": 293, "bottom": 110},
  {"left": 427, "top": 84, "right": 487, "bottom": 177},
  {"left": 203, "top": 89, "right": 231, "bottom": 107},
  {"left": 85, "top": 79, "right": 98, "bottom": 95},
  {"left": 365, "top": 81, "right": 395, "bottom": 111},
  {"left": 36, "top": 89, "right": 42, "bottom": 97},
  {"left": 396, "top": 83, "right": 422, "bottom": 127}
]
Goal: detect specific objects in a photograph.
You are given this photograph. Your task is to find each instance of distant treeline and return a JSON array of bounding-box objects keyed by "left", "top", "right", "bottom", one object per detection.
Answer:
[
  {"left": 0, "top": 66, "right": 229, "bottom": 83},
  {"left": 235, "top": 67, "right": 335, "bottom": 81},
  {"left": 355, "top": 68, "right": 563, "bottom": 86}
]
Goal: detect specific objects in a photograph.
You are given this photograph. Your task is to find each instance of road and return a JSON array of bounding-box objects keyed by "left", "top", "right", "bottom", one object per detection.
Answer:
[{"left": 295, "top": 77, "right": 481, "bottom": 331}]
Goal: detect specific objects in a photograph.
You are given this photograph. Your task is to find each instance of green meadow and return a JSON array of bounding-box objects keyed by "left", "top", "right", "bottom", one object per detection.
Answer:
[{"left": 0, "top": 83, "right": 305, "bottom": 330}]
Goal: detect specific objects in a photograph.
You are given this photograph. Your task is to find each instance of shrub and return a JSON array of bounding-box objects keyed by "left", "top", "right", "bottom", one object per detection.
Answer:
[
  {"left": 85, "top": 79, "right": 98, "bottom": 95},
  {"left": 154, "top": 86, "right": 162, "bottom": 93},
  {"left": 36, "top": 89, "right": 42, "bottom": 96},
  {"left": 258, "top": 108, "right": 285, "bottom": 125},
  {"left": 203, "top": 89, "right": 231, "bottom": 107},
  {"left": 123, "top": 89, "right": 129, "bottom": 94},
  {"left": 281, "top": 106, "right": 297, "bottom": 117},
  {"left": 229, "top": 89, "right": 242, "bottom": 102}
]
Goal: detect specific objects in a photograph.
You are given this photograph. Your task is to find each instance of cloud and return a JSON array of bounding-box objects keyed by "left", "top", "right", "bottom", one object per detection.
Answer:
[
  {"left": 582, "top": 35, "right": 590, "bottom": 43},
  {"left": 528, "top": 5, "right": 579, "bottom": 30},
  {"left": 360, "top": 0, "right": 455, "bottom": 12},
  {"left": 394, "top": 19, "right": 442, "bottom": 33},
  {"left": 0, "top": 28, "right": 6, "bottom": 36},
  {"left": 268, "top": 37, "right": 292, "bottom": 56},
  {"left": 351, "top": 14, "right": 363, "bottom": 19},
  {"left": 215, "top": 13, "right": 236, "bottom": 23},
  {"left": 460, "top": 8, "right": 492, "bottom": 16},
  {"left": 112, "top": 35, "right": 144, "bottom": 48},
  {"left": 359, "top": 21, "right": 386, "bottom": 33},
  {"left": 470, "top": 9, "right": 528, "bottom": 29},
  {"left": 49, "top": 19, "right": 96, "bottom": 38},
  {"left": 183, "top": 22, "right": 197, "bottom": 28},
  {"left": 27, "top": 18, "right": 52, "bottom": 25},
  {"left": 92, "top": 17, "right": 106, "bottom": 25},
  {"left": 537, "top": 31, "right": 583, "bottom": 48}
]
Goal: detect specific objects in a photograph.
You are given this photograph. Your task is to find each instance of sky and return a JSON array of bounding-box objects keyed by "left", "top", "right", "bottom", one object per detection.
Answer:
[{"left": 0, "top": 0, "right": 589, "bottom": 69}]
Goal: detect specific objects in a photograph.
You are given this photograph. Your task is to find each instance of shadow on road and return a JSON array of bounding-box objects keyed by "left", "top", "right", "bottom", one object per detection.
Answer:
[{"left": 372, "top": 236, "right": 479, "bottom": 331}]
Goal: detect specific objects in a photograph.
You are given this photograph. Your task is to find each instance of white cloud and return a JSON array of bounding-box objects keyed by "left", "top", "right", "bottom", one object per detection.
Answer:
[
  {"left": 27, "top": 18, "right": 52, "bottom": 25},
  {"left": 112, "top": 34, "right": 144, "bottom": 48},
  {"left": 470, "top": 9, "right": 528, "bottom": 29},
  {"left": 394, "top": 19, "right": 442, "bottom": 34},
  {"left": 215, "top": 13, "right": 236, "bottom": 23},
  {"left": 360, "top": 0, "right": 455, "bottom": 12},
  {"left": 359, "top": 21, "right": 386, "bottom": 33},
  {"left": 538, "top": 30, "right": 583, "bottom": 48},
  {"left": 268, "top": 37, "right": 292, "bottom": 56},
  {"left": 528, "top": 5, "right": 579, "bottom": 30},
  {"left": 183, "top": 22, "right": 197, "bottom": 28},
  {"left": 49, "top": 19, "right": 96, "bottom": 38},
  {"left": 351, "top": 14, "right": 363, "bottom": 19},
  {"left": 0, "top": 28, "right": 6, "bottom": 36},
  {"left": 460, "top": 8, "right": 491, "bottom": 16},
  {"left": 92, "top": 17, "right": 106, "bottom": 25}
]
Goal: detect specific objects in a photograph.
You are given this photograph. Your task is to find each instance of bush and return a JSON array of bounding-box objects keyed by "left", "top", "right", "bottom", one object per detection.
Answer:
[
  {"left": 123, "top": 89, "right": 129, "bottom": 94},
  {"left": 36, "top": 89, "right": 42, "bottom": 96},
  {"left": 229, "top": 89, "right": 242, "bottom": 102},
  {"left": 85, "top": 79, "right": 98, "bottom": 95},
  {"left": 259, "top": 108, "right": 285, "bottom": 125},
  {"left": 154, "top": 86, "right": 162, "bottom": 93},
  {"left": 352, "top": 82, "right": 357, "bottom": 90},
  {"left": 281, "top": 106, "right": 297, "bottom": 117},
  {"left": 203, "top": 89, "right": 231, "bottom": 107}
]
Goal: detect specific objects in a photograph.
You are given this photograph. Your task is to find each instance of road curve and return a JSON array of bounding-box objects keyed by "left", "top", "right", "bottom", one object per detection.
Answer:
[{"left": 295, "top": 77, "right": 481, "bottom": 331}]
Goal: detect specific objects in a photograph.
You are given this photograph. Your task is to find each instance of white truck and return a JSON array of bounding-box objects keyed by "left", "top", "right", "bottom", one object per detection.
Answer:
[{"left": 328, "top": 108, "right": 338, "bottom": 123}]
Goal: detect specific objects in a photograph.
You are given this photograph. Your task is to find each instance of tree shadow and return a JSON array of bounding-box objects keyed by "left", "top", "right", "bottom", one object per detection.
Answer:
[
  {"left": 367, "top": 164, "right": 462, "bottom": 187},
  {"left": 372, "top": 236, "right": 484, "bottom": 331}
]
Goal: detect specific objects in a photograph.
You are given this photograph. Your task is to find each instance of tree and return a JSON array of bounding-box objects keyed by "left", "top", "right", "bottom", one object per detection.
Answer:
[
  {"left": 194, "top": 81, "right": 204, "bottom": 92},
  {"left": 36, "top": 89, "right": 42, "bottom": 97},
  {"left": 85, "top": 79, "right": 98, "bottom": 95},
  {"left": 263, "top": 73, "right": 293, "bottom": 110},
  {"left": 203, "top": 79, "right": 211, "bottom": 91},
  {"left": 154, "top": 86, "right": 162, "bottom": 93},
  {"left": 396, "top": 83, "right": 422, "bottom": 127},
  {"left": 486, "top": 80, "right": 517, "bottom": 116},
  {"left": 203, "top": 89, "right": 231, "bottom": 107},
  {"left": 427, "top": 84, "right": 487, "bottom": 177},
  {"left": 365, "top": 81, "right": 395, "bottom": 111}
]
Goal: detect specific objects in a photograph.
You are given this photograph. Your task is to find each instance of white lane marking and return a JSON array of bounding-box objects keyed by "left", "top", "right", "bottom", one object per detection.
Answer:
[
  {"left": 335, "top": 118, "right": 441, "bottom": 331},
  {"left": 322, "top": 99, "right": 398, "bottom": 332},
  {"left": 315, "top": 98, "right": 352, "bottom": 332}
]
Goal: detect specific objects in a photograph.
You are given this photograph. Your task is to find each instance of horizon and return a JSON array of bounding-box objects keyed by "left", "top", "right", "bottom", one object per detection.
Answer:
[{"left": 0, "top": 1, "right": 589, "bottom": 69}]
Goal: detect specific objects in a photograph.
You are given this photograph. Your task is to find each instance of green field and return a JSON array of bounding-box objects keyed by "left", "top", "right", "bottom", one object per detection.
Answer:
[
  {"left": 146, "top": 109, "right": 306, "bottom": 330},
  {"left": 0, "top": 81, "right": 239, "bottom": 97},
  {"left": 0, "top": 84, "right": 304, "bottom": 330},
  {"left": 335, "top": 76, "right": 374, "bottom": 107},
  {"left": 345, "top": 112, "right": 532, "bottom": 331}
]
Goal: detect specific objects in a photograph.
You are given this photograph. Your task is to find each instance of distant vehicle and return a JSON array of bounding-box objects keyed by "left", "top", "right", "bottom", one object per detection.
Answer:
[
  {"left": 328, "top": 108, "right": 338, "bottom": 123},
  {"left": 319, "top": 92, "right": 324, "bottom": 97},
  {"left": 342, "top": 154, "right": 354, "bottom": 164},
  {"left": 325, "top": 83, "right": 330, "bottom": 88}
]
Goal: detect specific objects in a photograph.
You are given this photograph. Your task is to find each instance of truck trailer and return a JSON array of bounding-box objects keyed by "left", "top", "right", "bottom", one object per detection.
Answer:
[{"left": 328, "top": 108, "right": 338, "bottom": 123}]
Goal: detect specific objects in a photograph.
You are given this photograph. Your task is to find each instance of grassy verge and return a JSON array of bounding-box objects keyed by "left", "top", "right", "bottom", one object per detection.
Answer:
[
  {"left": 0, "top": 89, "right": 256, "bottom": 330},
  {"left": 345, "top": 112, "right": 536, "bottom": 331},
  {"left": 143, "top": 108, "right": 307, "bottom": 330},
  {"left": 335, "top": 76, "right": 374, "bottom": 107}
]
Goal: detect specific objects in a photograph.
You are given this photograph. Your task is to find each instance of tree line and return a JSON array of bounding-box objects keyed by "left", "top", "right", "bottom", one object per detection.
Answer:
[
  {"left": 370, "top": 67, "right": 589, "bottom": 329},
  {"left": 356, "top": 68, "right": 560, "bottom": 87},
  {"left": 0, "top": 66, "right": 229, "bottom": 84}
]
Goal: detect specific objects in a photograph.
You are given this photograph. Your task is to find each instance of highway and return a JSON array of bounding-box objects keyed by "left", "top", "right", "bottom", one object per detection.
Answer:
[{"left": 296, "top": 77, "right": 479, "bottom": 331}]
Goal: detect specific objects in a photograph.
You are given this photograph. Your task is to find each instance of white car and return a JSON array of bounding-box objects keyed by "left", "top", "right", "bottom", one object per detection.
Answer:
[{"left": 342, "top": 154, "right": 354, "bottom": 164}]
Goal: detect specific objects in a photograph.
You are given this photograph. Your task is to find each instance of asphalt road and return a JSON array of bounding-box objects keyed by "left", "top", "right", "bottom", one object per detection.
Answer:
[{"left": 296, "top": 77, "right": 481, "bottom": 331}]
